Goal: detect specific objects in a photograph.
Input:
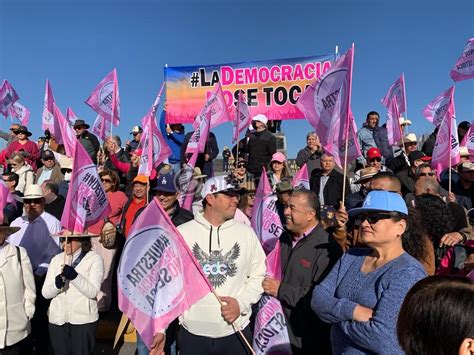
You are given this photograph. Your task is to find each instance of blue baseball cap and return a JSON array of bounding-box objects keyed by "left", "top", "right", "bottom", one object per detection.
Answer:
[
  {"left": 348, "top": 190, "right": 408, "bottom": 216},
  {"left": 153, "top": 173, "right": 177, "bottom": 193}
]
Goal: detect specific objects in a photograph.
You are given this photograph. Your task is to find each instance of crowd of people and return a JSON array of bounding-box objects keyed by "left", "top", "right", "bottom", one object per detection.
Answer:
[{"left": 0, "top": 109, "right": 473, "bottom": 355}]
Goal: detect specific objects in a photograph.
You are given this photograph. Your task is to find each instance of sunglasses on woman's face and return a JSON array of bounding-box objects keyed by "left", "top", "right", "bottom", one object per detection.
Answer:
[
  {"left": 101, "top": 178, "right": 112, "bottom": 183},
  {"left": 354, "top": 212, "right": 397, "bottom": 225}
]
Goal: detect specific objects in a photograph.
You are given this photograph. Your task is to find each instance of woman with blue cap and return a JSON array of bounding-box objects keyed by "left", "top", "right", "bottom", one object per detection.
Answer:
[{"left": 311, "top": 190, "right": 427, "bottom": 354}]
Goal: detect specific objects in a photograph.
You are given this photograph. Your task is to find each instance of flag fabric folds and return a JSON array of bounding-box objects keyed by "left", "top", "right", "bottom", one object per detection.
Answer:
[
  {"left": 232, "top": 91, "right": 251, "bottom": 144},
  {"left": 380, "top": 73, "right": 407, "bottom": 114},
  {"left": 251, "top": 168, "right": 284, "bottom": 254},
  {"left": 422, "top": 86, "right": 455, "bottom": 127},
  {"left": 118, "top": 198, "right": 212, "bottom": 348},
  {"left": 60, "top": 140, "right": 111, "bottom": 233},
  {"left": 55, "top": 105, "right": 77, "bottom": 158},
  {"left": 0, "top": 80, "right": 20, "bottom": 118},
  {"left": 42, "top": 80, "right": 61, "bottom": 140},
  {"left": 85, "top": 68, "right": 120, "bottom": 127},
  {"left": 192, "top": 82, "right": 231, "bottom": 130},
  {"left": 450, "top": 38, "right": 474, "bottom": 82},
  {"left": 386, "top": 96, "right": 402, "bottom": 146},
  {"left": 9, "top": 102, "right": 30, "bottom": 126},
  {"left": 292, "top": 164, "right": 310, "bottom": 190}
]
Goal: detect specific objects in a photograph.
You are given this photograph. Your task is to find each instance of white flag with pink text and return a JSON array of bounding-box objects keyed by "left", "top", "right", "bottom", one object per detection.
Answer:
[
  {"left": 422, "top": 86, "right": 455, "bottom": 127},
  {"left": 450, "top": 38, "right": 474, "bottom": 82},
  {"left": 85, "top": 68, "right": 120, "bottom": 127}
]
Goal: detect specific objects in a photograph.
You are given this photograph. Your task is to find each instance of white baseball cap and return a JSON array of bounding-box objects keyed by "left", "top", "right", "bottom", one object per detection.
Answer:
[
  {"left": 201, "top": 176, "right": 239, "bottom": 199},
  {"left": 252, "top": 114, "right": 268, "bottom": 125}
]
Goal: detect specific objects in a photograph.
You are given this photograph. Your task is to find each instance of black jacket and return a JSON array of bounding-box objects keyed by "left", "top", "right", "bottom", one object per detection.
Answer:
[
  {"left": 246, "top": 129, "right": 277, "bottom": 175},
  {"left": 397, "top": 168, "right": 417, "bottom": 196},
  {"left": 422, "top": 130, "right": 437, "bottom": 157},
  {"left": 181, "top": 131, "right": 219, "bottom": 172},
  {"left": 278, "top": 225, "right": 341, "bottom": 353},
  {"left": 77, "top": 130, "right": 101, "bottom": 164},
  {"left": 310, "top": 169, "right": 349, "bottom": 208},
  {"left": 44, "top": 195, "right": 65, "bottom": 221}
]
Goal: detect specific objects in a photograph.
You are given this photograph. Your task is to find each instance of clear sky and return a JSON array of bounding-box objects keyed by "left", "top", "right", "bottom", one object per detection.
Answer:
[{"left": 1, "top": 0, "right": 473, "bottom": 157}]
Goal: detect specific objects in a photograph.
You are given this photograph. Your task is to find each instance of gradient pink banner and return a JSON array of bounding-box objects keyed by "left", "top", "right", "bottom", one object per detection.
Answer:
[
  {"left": 450, "top": 38, "right": 474, "bottom": 82},
  {"left": 118, "top": 198, "right": 212, "bottom": 349}
]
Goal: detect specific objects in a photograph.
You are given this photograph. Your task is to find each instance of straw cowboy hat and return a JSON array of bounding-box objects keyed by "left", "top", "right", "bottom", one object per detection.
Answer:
[
  {"left": 398, "top": 133, "right": 417, "bottom": 146},
  {"left": 354, "top": 167, "right": 379, "bottom": 184},
  {"left": 55, "top": 230, "right": 100, "bottom": 239},
  {"left": 192, "top": 167, "right": 207, "bottom": 180}
]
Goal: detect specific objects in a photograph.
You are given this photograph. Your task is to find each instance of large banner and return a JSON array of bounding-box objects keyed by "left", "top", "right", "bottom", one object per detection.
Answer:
[{"left": 164, "top": 54, "right": 335, "bottom": 123}]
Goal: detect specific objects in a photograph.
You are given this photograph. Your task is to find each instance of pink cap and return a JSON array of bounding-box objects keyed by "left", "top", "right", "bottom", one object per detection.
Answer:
[{"left": 271, "top": 152, "right": 286, "bottom": 163}]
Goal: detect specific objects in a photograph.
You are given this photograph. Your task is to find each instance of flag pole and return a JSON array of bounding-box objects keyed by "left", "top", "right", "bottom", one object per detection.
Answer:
[
  {"left": 235, "top": 94, "right": 241, "bottom": 165},
  {"left": 210, "top": 290, "right": 255, "bottom": 355},
  {"left": 448, "top": 115, "right": 453, "bottom": 194},
  {"left": 341, "top": 43, "right": 355, "bottom": 207}
]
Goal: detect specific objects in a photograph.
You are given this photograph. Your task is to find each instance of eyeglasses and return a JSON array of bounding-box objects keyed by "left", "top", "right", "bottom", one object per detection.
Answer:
[
  {"left": 272, "top": 161, "right": 283, "bottom": 165},
  {"left": 354, "top": 212, "right": 399, "bottom": 225},
  {"left": 101, "top": 178, "right": 112, "bottom": 183},
  {"left": 237, "top": 164, "right": 246, "bottom": 168},
  {"left": 406, "top": 142, "right": 417, "bottom": 146},
  {"left": 369, "top": 158, "right": 381, "bottom": 162},
  {"left": 248, "top": 193, "right": 256, "bottom": 199},
  {"left": 132, "top": 132, "right": 139, "bottom": 136},
  {"left": 418, "top": 172, "right": 435, "bottom": 177},
  {"left": 74, "top": 127, "right": 82, "bottom": 131},
  {"left": 284, "top": 205, "right": 314, "bottom": 214},
  {"left": 2, "top": 179, "right": 12, "bottom": 183},
  {"left": 24, "top": 198, "right": 43, "bottom": 205}
]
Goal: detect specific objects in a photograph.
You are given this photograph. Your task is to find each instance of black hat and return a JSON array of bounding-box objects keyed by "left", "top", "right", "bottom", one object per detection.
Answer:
[
  {"left": 15, "top": 125, "right": 32, "bottom": 137},
  {"left": 408, "top": 151, "right": 431, "bottom": 163},
  {"left": 73, "top": 119, "right": 90, "bottom": 129},
  {"left": 41, "top": 149, "right": 55, "bottom": 160}
]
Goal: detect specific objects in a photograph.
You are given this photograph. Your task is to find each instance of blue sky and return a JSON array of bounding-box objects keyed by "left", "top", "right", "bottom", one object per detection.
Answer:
[{"left": 1, "top": 0, "right": 473, "bottom": 157}]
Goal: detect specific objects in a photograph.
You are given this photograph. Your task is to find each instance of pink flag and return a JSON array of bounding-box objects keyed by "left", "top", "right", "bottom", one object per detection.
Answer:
[
  {"left": 252, "top": 242, "right": 291, "bottom": 355},
  {"left": 192, "top": 82, "right": 231, "bottom": 130},
  {"left": 380, "top": 73, "right": 407, "bottom": 114},
  {"left": 55, "top": 105, "right": 77, "bottom": 158},
  {"left": 461, "top": 121, "right": 474, "bottom": 160},
  {"left": 85, "top": 68, "right": 120, "bottom": 127},
  {"left": 0, "top": 181, "right": 15, "bottom": 224},
  {"left": 431, "top": 103, "right": 460, "bottom": 178},
  {"left": 0, "top": 80, "right": 19, "bottom": 118},
  {"left": 422, "top": 86, "right": 455, "bottom": 127},
  {"left": 322, "top": 88, "right": 361, "bottom": 169},
  {"left": 91, "top": 114, "right": 111, "bottom": 141},
  {"left": 450, "top": 38, "right": 474, "bottom": 82},
  {"left": 137, "top": 111, "right": 172, "bottom": 177},
  {"left": 296, "top": 46, "right": 354, "bottom": 145},
  {"left": 118, "top": 198, "right": 212, "bottom": 348},
  {"left": 292, "top": 164, "right": 310, "bottom": 190},
  {"left": 251, "top": 168, "right": 284, "bottom": 254},
  {"left": 232, "top": 91, "right": 251, "bottom": 144},
  {"left": 179, "top": 151, "right": 199, "bottom": 211},
  {"left": 61, "top": 140, "right": 111, "bottom": 233},
  {"left": 185, "top": 111, "right": 212, "bottom": 155},
  {"left": 66, "top": 107, "right": 78, "bottom": 126},
  {"left": 42, "top": 80, "right": 61, "bottom": 140},
  {"left": 386, "top": 96, "right": 403, "bottom": 146},
  {"left": 9, "top": 102, "right": 30, "bottom": 126}
]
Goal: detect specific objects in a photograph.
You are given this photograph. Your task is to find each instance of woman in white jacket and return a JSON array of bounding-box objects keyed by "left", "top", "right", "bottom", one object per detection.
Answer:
[
  {"left": 9, "top": 153, "right": 35, "bottom": 194},
  {"left": 0, "top": 225, "right": 36, "bottom": 354},
  {"left": 42, "top": 232, "right": 104, "bottom": 355}
]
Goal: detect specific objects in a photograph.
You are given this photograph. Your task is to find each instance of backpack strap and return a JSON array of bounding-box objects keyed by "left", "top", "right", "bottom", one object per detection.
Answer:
[{"left": 16, "top": 245, "right": 21, "bottom": 265}]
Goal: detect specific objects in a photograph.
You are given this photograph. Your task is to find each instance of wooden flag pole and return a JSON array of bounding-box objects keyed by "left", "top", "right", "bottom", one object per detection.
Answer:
[
  {"left": 341, "top": 125, "right": 350, "bottom": 207},
  {"left": 448, "top": 115, "right": 453, "bottom": 195},
  {"left": 211, "top": 290, "right": 255, "bottom": 355}
]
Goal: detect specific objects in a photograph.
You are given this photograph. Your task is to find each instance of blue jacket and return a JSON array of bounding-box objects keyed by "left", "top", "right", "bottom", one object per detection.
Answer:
[
  {"left": 357, "top": 123, "right": 378, "bottom": 164},
  {"left": 373, "top": 124, "right": 394, "bottom": 160},
  {"left": 159, "top": 111, "right": 184, "bottom": 164}
]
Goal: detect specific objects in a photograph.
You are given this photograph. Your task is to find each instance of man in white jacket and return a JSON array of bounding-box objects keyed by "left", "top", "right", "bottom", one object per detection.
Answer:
[{"left": 150, "top": 176, "right": 266, "bottom": 355}]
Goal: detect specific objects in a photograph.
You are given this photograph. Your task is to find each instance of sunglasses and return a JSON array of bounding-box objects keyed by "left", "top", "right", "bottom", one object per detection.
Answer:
[
  {"left": 2, "top": 179, "right": 12, "bottom": 183},
  {"left": 74, "top": 127, "right": 83, "bottom": 130},
  {"left": 132, "top": 132, "right": 139, "bottom": 136},
  {"left": 354, "top": 212, "right": 400, "bottom": 225},
  {"left": 272, "top": 161, "right": 283, "bottom": 165},
  {"left": 101, "top": 178, "right": 112, "bottom": 183},
  {"left": 236, "top": 163, "right": 246, "bottom": 168},
  {"left": 59, "top": 237, "right": 79, "bottom": 243},
  {"left": 369, "top": 158, "right": 381, "bottom": 162},
  {"left": 24, "top": 198, "right": 43, "bottom": 205},
  {"left": 218, "top": 191, "right": 240, "bottom": 199},
  {"left": 418, "top": 172, "right": 435, "bottom": 177}
]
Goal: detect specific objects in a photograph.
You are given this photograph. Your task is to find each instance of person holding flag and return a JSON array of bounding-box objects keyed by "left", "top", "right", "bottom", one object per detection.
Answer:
[
  {"left": 167, "top": 175, "right": 266, "bottom": 354},
  {"left": 262, "top": 189, "right": 342, "bottom": 354}
]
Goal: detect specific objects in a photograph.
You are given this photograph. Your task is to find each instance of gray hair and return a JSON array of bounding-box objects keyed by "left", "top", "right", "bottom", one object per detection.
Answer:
[{"left": 306, "top": 131, "right": 319, "bottom": 140}]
